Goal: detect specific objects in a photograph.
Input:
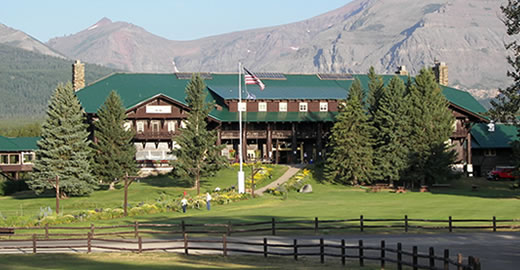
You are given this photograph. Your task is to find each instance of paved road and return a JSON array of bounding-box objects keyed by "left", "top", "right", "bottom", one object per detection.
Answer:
[
  {"left": 1, "top": 232, "right": 518, "bottom": 269},
  {"left": 255, "top": 164, "right": 304, "bottom": 195}
]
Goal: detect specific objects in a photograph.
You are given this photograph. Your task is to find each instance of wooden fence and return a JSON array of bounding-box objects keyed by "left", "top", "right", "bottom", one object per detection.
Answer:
[
  {"left": 0, "top": 234, "right": 481, "bottom": 270},
  {"left": 1, "top": 215, "right": 518, "bottom": 238}
]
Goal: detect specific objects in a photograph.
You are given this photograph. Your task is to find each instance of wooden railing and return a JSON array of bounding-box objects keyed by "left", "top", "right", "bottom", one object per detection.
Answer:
[
  {"left": 1, "top": 216, "right": 518, "bottom": 240},
  {"left": 0, "top": 234, "right": 481, "bottom": 269}
]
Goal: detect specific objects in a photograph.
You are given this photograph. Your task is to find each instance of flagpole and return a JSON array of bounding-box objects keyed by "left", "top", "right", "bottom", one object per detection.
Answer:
[{"left": 238, "top": 62, "right": 245, "bottom": 194}]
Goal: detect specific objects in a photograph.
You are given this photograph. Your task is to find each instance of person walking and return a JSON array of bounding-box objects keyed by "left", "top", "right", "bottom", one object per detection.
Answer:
[
  {"left": 206, "top": 192, "right": 212, "bottom": 211},
  {"left": 181, "top": 196, "right": 188, "bottom": 213}
]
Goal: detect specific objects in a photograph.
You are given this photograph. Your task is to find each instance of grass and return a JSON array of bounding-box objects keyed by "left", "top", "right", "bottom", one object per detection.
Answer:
[
  {"left": 0, "top": 253, "right": 384, "bottom": 270},
  {"left": 0, "top": 165, "right": 288, "bottom": 218}
]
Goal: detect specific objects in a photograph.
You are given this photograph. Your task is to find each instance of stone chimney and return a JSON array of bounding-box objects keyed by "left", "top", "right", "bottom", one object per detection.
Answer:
[
  {"left": 396, "top": 65, "right": 409, "bottom": 76},
  {"left": 433, "top": 60, "right": 448, "bottom": 86},
  {"left": 72, "top": 60, "right": 85, "bottom": 91}
]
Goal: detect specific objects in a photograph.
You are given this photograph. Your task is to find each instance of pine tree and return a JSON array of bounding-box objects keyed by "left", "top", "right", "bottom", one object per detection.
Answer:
[
  {"left": 170, "top": 74, "right": 226, "bottom": 194},
  {"left": 92, "top": 91, "right": 137, "bottom": 188},
  {"left": 489, "top": 0, "right": 520, "bottom": 124},
  {"left": 325, "top": 78, "right": 373, "bottom": 185},
  {"left": 371, "top": 76, "right": 410, "bottom": 184},
  {"left": 28, "top": 83, "right": 95, "bottom": 197},
  {"left": 404, "top": 68, "right": 455, "bottom": 187},
  {"left": 367, "top": 66, "right": 385, "bottom": 116}
]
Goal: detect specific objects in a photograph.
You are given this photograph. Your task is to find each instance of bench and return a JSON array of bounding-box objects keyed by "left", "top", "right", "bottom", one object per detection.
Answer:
[
  {"left": 395, "top": 186, "right": 406, "bottom": 194},
  {"left": 0, "top": 228, "right": 14, "bottom": 235}
]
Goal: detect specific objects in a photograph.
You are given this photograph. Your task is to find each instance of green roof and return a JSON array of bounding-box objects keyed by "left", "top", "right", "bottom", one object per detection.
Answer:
[
  {"left": 0, "top": 136, "right": 39, "bottom": 151},
  {"left": 77, "top": 73, "right": 486, "bottom": 122},
  {"left": 471, "top": 123, "right": 517, "bottom": 149}
]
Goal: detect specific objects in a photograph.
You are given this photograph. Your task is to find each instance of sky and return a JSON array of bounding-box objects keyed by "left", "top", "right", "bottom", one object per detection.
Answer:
[{"left": 1, "top": 0, "right": 352, "bottom": 42}]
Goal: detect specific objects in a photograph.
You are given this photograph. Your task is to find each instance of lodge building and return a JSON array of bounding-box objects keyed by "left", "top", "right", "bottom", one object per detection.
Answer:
[{"left": 71, "top": 61, "right": 488, "bottom": 174}]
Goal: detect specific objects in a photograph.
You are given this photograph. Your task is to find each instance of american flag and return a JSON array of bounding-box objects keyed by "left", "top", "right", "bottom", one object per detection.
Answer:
[{"left": 244, "top": 67, "right": 265, "bottom": 90}]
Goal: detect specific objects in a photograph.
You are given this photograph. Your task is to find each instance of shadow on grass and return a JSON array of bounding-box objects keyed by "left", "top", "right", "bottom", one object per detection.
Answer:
[
  {"left": 140, "top": 175, "right": 193, "bottom": 188},
  {"left": 428, "top": 177, "right": 520, "bottom": 199}
]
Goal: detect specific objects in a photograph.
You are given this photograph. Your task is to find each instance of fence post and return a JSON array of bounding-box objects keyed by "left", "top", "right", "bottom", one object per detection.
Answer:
[
  {"left": 87, "top": 232, "right": 92, "bottom": 253},
  {"left": 443, "top": 249, "right": 449, "bottom": 270},
  {"left": 341, "top": 239, "right": 346, "bottom": 266},
  {"left": 263, "top": 238, "right": 268, "bottom": 257},
  {"left": 359, "top": 240, "right": 364, "bottom": 267},
  {"left": 405, "top": 215, "right": 408, "bottom": 232},
  {"left": 413, "top": 246, "right": 418, "bottom": 270},
  {"left": 138, "top": 236, "right": 142, "bottom": 254},
  {"left": 134, "top": 221, "right": 139, "bottom": 238},
  {"left": 449, "top": 216, "right": 453, "bottom": 233},
  {"left": 294, "top": 239, "right": 298, "bottom": 261},
  {"left": 320, "top": 238, "right": 325, "bottom": 264},
  {"left": 493, "top": 216, "right": 497, "bottom": 232},
  {"left": 397, "top": 243, "right": 403, "bottom": 270},
  {"left": 381, "top": 240, "right": 385, "bottom": 269},
  {"left": 360, "top": 215, "right": 364, "bottom": 232},
  {"left": 473, "top": 257, "right": 481, "bottom": 270},
  {"left": 468, "top": 256, "right": 475, "bottom": 270},
  {"left": 32, "top": 234, "right": 37, "bottom": 254},
  {"left": 271, "top": 217, "right": 276, "bottom": 236},
  {"left": 222, "top": 234, "right": 227, "bottom": 257},
  {"left": 227, "top": 221, "right": 232, "bottom": 236},
  {"left": 314, "top": 217, "right": 319, "bottom": 234},
  {"left": 45, "top": 223, "right": 49, "bottom": 239},
  {"left": 184, "top": 233, "right": 188, "bottom": 255},
  {"left": 90, "top": 223, "right": 95, "bottom": 237},
  {"left": 429, "top": 247, "right": 435, "bottom": 268},
  {"left": 181, "top": 220, "right": 186, "bottom": 235},
  {"left": 457, "top": 253, "right": 463, "bottom": 270}
]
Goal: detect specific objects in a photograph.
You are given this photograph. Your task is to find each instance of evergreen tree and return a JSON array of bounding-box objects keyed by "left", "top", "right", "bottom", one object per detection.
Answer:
[
  {"left": 489, "top": 0, "right": 520, "bottom": 124},
  {"left": 366, "top": 66, "right": 385, "bottom": 116},
  {"left": 28, "top": 83, "right": 95, "bottom": 197},
  {"left": 404, "top": 68, "right": 455, "bottom": 187},
  {"left": 325, "top": 79, "right": 373, "bottom": 185},
  {"left": 371, "top": 76, "right": 410, "bottom": 184},
  {"left": 170, "top": 74, "right": 226, "bottom": 194},
  {"left": 92, "top": 91, "right": 137, "bottom": 188}
]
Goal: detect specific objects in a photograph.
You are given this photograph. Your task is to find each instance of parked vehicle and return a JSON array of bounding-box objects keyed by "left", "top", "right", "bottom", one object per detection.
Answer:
[{"left": 487, "top": 166, "right": 517, "bottom": 180}]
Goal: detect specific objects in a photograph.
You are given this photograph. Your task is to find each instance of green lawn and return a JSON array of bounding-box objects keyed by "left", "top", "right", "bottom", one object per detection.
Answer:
[
  {"left": 0, "top": 165, "right": 519, "bottom": 230},
  {"left": 0, "top": 165, "right": 288, "bottom": 219},
  {"left": 0, "top": 253, "right": 383, "bottom": 270}
]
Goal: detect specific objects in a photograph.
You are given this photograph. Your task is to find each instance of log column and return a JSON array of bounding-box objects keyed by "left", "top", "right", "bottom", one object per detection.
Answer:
[
  {"left": 317, "top": 123, "right": 323, "bottom": 161},
  {"left": 267, "top": 123, "right": 272, "bottom": 161},
  {"left": 291, "top": 123, "right": 297, "bottom": 164}
]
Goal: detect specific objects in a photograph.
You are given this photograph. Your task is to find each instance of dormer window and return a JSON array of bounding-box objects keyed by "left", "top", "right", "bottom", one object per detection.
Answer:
[
  {"left": 258, "top": 102, "right": 267, "bottom": 112},
  {"left": 279, "top": 102, "right": 287, "bottom": 112},
  {"left": 299, "top": 102, "right": 308, "bottom": 112},
  {"left": 319, "top": 102, "right": 328, "bottom": 112}
]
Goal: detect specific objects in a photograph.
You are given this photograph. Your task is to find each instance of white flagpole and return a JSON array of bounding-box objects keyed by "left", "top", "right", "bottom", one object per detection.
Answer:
[{"left": 238, "top": 62, "right": 245, "bottom": 193}]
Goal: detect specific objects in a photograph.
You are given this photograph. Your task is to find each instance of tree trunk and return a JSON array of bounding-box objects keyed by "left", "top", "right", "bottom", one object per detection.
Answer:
[{"left": 196, "top": 173, "right": 200, "bottom": 195}]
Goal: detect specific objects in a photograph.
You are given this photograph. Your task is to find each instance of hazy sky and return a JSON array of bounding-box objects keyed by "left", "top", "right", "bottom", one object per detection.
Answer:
[{"left": 1, "top": 0, "right": 352, "bottom": 42}]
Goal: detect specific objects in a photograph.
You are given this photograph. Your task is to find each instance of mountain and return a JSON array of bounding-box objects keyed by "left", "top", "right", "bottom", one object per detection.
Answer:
[
  {"left": 0, "top": 23, "right": 65, "bottom": 59},
  {"left": 47, "top": 0, "right": 508, "bottom": 91},
  {"left": 0, "top": 43, "right": 118, "bottom": 119}
]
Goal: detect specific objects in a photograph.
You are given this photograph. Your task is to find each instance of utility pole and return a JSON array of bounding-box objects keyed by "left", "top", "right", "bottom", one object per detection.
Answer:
[
  {"left": 46, "top": 176, "right": 60, "bottom": 215},
  {"left": 123, "top": 172, "right": 140, "bottom": 217}
]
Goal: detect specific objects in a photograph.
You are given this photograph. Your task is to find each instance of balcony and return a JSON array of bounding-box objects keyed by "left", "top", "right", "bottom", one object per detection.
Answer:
[
  {"left": 272, "top": 130, "right": 292, "bottom": 139},
  {"left": 134, "top": 131, "right": 175, "bottom": 140},
  {"left": 247, "top": 130, "right": 267, "bottom": 139},
  {"left": 221, "top": 130, "right": 240, "bottom": 139},
  {"left": 451, "top": 129, "right": 468, "bottom": 138},
  {"left": 297, "top": 130, "right": 318, "bottom": 139}
]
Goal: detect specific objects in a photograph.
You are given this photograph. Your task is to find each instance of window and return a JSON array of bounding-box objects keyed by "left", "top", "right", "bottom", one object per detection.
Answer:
[
  {"left": 279, "top": 102, "right": 287, "bottom": 112},
  {"left": 299, "top": 102, "right": 308, "bottom": 112},
  {"left": 9, "top": 154, "right": 20, "bottom": 164},
  {"left": 0, "top": 154, "right": 8, "bottom": 164},
  {"left": 123, "top": 121, "right": 132, "bottom": 131},
  {"left": 319, "top": 102, "right": 328, "bottom": 112},
  {"left": 181, "top": 120, "right": 187, "bottom": 129},
  {"left": 484, "top": 149, "right": 496, "bottom": 157},
  {"left": 258, "top": 102, "right": 267, "bottom": 112},
  {"left": 136, "top": 121, "right": 145, "bottom": 133},
  {"left": 22, "top": 152, "right": 34, "bottom": 164},
  {"left": 238, "top": 102, "right": 247, "bottom": 112},
  {"left": 167, "top": 120, "right": 176, "bottom": 133},
  {"left": 151, "top": 120, "right": 160, "bottom": 133}
]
